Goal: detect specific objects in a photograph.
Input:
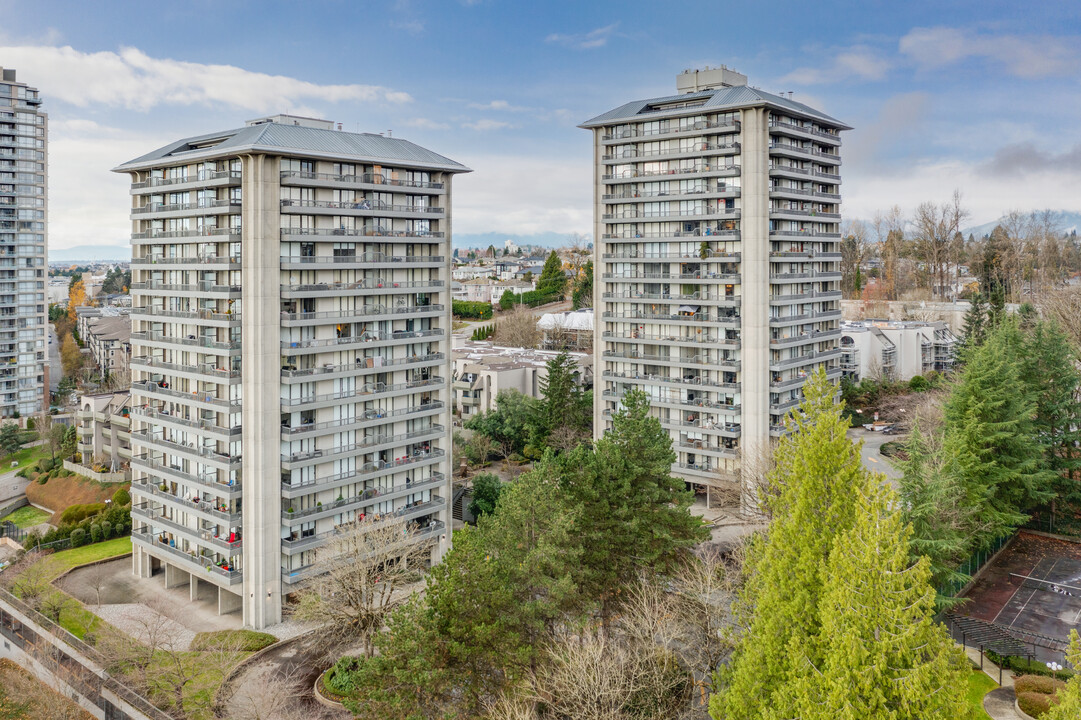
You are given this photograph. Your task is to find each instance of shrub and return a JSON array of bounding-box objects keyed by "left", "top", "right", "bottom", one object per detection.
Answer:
[
  {"left": 112, "top": 487, "right": 131, "bottom": 506},
  {"left": 452, "top": 300, "right": 493, "bottom": 320},
  {"left": 1016, "top": 691, "right": 1055, "bottom": 717},
  {"left": 36, "top": 458, "right": 53, "bottom": 473},
  {"left": 36, "top": 475, "right": 48, "bottom": 485},
  {"left": 60, "top": 503, "right": 106, "bottom": 526},
  {"left": 499, "top": 289, "right": 515, "bottom": 311},
  {"left": 100, "top": 520, "right": 112, "bottom": 540},
  {"left": 89, "top": 523, "right": 102, "bottom": 544},
  {"left": 987, "top": 650, "right": 1076, "bottom": 680},
  {"left": 15, "top": 468, "right": 25, "bottom": 478},
  {"left": 324, "top": 656, "right": 366, "bottom": 696},
  {"left": 1015, "top": 674, "right": 1065, "bottom": 695},
  {"left": 908, "top": 375, "right": 930, "bottom": 392},
  {"left": 190, "top": 629, "right": 278, "bottom": 652},
  {"left": 69, "top": 527, "right": 87, "bottom": 547}
]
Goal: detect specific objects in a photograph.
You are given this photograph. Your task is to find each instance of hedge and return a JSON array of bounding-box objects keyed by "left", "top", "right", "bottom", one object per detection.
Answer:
[
  {"left": 500, "top": 289, "right": 563, "bottom": 309},
  {"left": 1015, "top": 675, "right": 1066, "bottom": 695},
  {"left": 1017, "top": 690, "right": 1057, "bottom": 717},
  {"left": 986, "top": 650, "right": 1076, "bottom": 680},
  {"left": 452, "top": 300, "right": 493, "bottom": 320},
  {"left": 191, "top": 629, "right": 278, "bottom": 652}
]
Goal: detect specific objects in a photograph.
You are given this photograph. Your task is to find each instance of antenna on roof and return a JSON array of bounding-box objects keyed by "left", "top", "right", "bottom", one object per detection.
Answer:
[{"left": 387, "top": 130, "right": 393, "bottom": 138}]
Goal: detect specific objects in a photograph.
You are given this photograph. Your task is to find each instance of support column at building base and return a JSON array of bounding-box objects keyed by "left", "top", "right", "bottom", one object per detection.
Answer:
[
  {"left": 218, "top": 587, "right": 242, "bottom": 616},
  {"left": 190, "top": 576, "right": 200, "bottom": 602},
  {"left": 164, "top": 563, "right": 190, "bottom": 590},
  {"left": 132, "top": 546, "right": 152, "bottom": 579}
]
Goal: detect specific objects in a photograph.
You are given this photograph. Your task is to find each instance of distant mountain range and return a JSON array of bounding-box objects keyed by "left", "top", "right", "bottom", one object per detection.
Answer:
[
  {"left": 49, "top": 243, "right": 129, "bottom": 263},
  {"left": 962, "top": 210, "right": 1081, "bottom": 239}
]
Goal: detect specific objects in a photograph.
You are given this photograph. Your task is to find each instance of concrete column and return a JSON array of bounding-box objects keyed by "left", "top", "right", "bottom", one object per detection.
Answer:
[
  {"left": 189, "top": 576, "right": 200, "bottom": 602},
  {"left": 164, "top": 563, "right": 190, "bottom": 590},
  {"left": 739, "top": 108, "right": 771, "bottom": 513},
  {"left": 218, "top": 587, "right": 242, "bottom": 616},
  {"left": 132, "top": 545, "right": 152, "bottom": 579},
  {"left": 240, "top": 153, "right": 284, "bottom": 629},
  {"left": 433, "top": 175, "right": 454, "bottom": 563}
]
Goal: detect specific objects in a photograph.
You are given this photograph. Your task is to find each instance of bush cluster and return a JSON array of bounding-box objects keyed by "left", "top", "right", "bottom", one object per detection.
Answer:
[
  {"left": 1015, "top": 674, "right": 1066, "bottom": 695},
  {"left": 25, "top": 501, "right": 132, "bottom": 550},
  {"left": 190, "top": 629, "right": 277, "bottom": 652},
  {"left": 324, "top": 656, "right": 365, "bottom": 696},
  {"left": 986, "top": 650, "right": 1076, "bottom": 680},
  {"left": 1016, "top": 690, "right": 1058, "bottom": 717},
  {"left": 470, "top": 324, "right": 495, "bottom": 341},
  {"left": 451, "top": 300, "right": 493, "bottom": 320},
  {"left": 499, "top": 288, "right": 562, "bottom": 310}
]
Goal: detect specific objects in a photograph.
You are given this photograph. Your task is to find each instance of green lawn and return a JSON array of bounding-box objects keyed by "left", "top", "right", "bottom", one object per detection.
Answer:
[
  {"left": 0, "top": 505, "right": 50, "bottom": 528},
  {"left": 39, "top": 536, "right": 132, "bottom": 580},
  {"left": 966, "top": 668, "right": 997, "bottom": 720},
  {"left": 1, "top": 444, "right": 49, "bottom": 473}
]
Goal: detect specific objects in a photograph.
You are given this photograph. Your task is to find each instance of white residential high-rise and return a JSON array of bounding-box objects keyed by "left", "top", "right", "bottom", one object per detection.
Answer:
[
  {"left": 115, "top": 115, "right": 468, "bottom": 628},
  {"left": 0, "top": 68, "right": 48, "bottom": 417},
  {"left": 581, "top": 68, "right": 850, "bottom": 506}
]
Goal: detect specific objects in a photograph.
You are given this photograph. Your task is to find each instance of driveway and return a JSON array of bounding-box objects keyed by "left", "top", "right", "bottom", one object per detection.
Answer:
[{"left": 848, "top": 427, "right": 902, "bottom": 484}]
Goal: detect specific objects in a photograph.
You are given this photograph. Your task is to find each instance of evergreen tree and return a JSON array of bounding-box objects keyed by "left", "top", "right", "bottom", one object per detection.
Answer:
[
  {"left": 537, "top": 250, "right": 566, "bottom": 294},
  {"left": 942, "top": 320, "right": 1056, "bottom": 550},
  {"left": 571, "top": 259, "right": 593, "bottom": 310},
  {"left": 535, "top": 351, "right": 586, "bottom": 444},
  {"left": 899, "top": 422, "right": 974, "bottom": 605},
  {"left": 987, "top": 285, "right": 1007, "bottom": 328},
  {"left": 959, "top": 291, "right": 987, "bottom": 354},
  {"left": 788, "top": 481, "right": 970, "bottom": 720},
  {"left": 1045, "top": 630, "right": 1081, "bottom": 720},
  {"left": 713, "top": 369, "right": 871, "bottom": 720},
  {"left": 1020, "top": 320, "right": 1081, "bottom": 505},
  {"left": 0, "top": 422, "right": 23, "bottom": 457},
  {"left": 562, "top": 388, "right": 706, "bottom": 623},
  {"left": 467, "top": 472, "right": 504, "bottom": 518}
]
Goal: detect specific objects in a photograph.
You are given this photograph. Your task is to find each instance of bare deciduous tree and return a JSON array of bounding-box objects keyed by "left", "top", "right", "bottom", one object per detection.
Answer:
[
  {"left": 911, "top": 191, "right": 968, "bottom": 300},
  {"left": 294, "top": 517, "right": 432, "bottom": 658},
  {"left": 0, "top": 659, "right": 91, "bottom": 720},
  {"left": 227, "top": 665, "right": 330, "bottom": 720},
  {"left": 1039, "top": 285, "right": 1081, "bottom": 352},
  {"left": 494, "top": 308, "right": 541, "bottom": 349}
]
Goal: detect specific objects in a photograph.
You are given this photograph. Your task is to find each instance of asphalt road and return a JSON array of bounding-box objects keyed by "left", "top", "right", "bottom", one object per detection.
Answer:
[
  {"left": 0, "top": 469, "right": 29, "bottom": 506},
  {"left": 848, "top": 427, "right": 902, "bottom": 484}
]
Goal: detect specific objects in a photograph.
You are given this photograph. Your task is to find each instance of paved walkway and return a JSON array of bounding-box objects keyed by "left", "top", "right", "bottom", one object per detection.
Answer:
[{"left": 984, "top": 688, "right": 1025, "bottom": 720}]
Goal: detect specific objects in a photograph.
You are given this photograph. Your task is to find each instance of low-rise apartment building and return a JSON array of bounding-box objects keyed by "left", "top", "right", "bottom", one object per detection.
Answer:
[
  {"left": 74, "top": 390, "right": 132, "bottom": 477},
  {"left": 537, "top": 309, "right": 594, "bottom": 352},
  {"left": 452, "top": 342, "right": 593, "bottom": 417},
  {"left": 75, "top": 306, "right": 132, "bottom": 378},
  {"left": 840, "top": 320, "right": 958, "bottom": 382}
]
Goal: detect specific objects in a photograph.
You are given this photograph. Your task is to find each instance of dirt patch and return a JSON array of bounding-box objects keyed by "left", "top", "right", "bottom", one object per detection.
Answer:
[{"left": 24, "top": 472, "right": 128, "bottom": 523}]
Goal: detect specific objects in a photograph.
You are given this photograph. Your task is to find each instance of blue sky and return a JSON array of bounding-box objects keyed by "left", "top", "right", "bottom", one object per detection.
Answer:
[{"left": 2, "top": 0, "right": 1080, "bottom": 256}]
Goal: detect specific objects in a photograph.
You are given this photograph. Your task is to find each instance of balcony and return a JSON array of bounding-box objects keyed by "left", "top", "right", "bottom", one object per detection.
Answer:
[
  {"left": 768, "top": 120, "right": 842, "bottom": 145},
  {"left": 281, "top": 278, "right": 444, "bottom": 297},
  {"left": 131, "top": 308, "right": 240, "bottom": 327},
  {"left": 130, "top": 280, "right": 242, "bottom": 296},
  {"left": 282, "top": 472, "right": 446, "bottom": 521},
  {"left": 132, "top": 381, "right": 241, "bottom": 412},
  {"left": 602, "top": 163, "right": 740, "bottom": 183},
  {"left": 601, "top": 272, "right": 739, "bottom": 283},
  {"left": 281, "top": 520, "right": 445, "bottom": 584},
  {"left": 601, "top": 310, "right": 740, "bottom": 326},
  {"left": 603, "top": 349, "right": 739, "bottom": 370},
  {"left": 602, "top": 388, "right": 739, "bottom": 413},
  {"left": 130, "top": 357, "right": 241, "bottom": 383},
  {"left": 131, "top": 529, "right": 242, "bottom": 585},
  {"left": 601, "top": 228, "right": 739, "bottom": 241},
  {"left": 282, "top": 449, "right": 446, "bottom": 497},
  {"left": 280, "top": 170, "right": 444, "bottom": 191},
  {"left": 280, "top": 304, "right": 443, "bottom": 327},
  {"left": 602, "top": 370, "right": 738, "bottom": 391},
  {"left": 281, "top": 424, "right": 445, "bottom": 467},
  {"left": 603, "top": 207, "right": 740, "bottom": 221},
  {"left": 132, "top": 454, "right": 240, "bottom": 496},
  {"left": 281, "top": 497, "right": 446, "bottom": 555},
  {"left": 279, "top": 227, "right": 444, "bottom": 241},
  {"left": 601, "top": 330, "right": 739, "bottom": 348},
  {"left": 602, "top": 250, "right": 740, "bottom": 262},
  {"left": 132, "top": 199, "right": 241, "bottom": 218},
  {"left": 280, "top": 253, "right": 443, "bottom": 269},
  {"left": 280, "top": 352, "right": 444, "bottom": 381},
  {"left": 769, "top": 348, "right": 843, "bottom": 371},
  {"left": 676, "top": 439, "right": 738, "bottom": 458},
  {"left": 281, "top": 401, "right": 444, "bottom": 439},
  {"left": 602, "top": 142, "right": 740, "bottom": 164},
  {"left": 134, "top": 482, "right": 240, "bottom": 525},
  {"left": 280, "top": 376, "right": 444, "bottom": 410},
  {"left": 602, "top": 291, "right": 739, "bottom": 305},
  {"left": 280, "top": 328, "right": 443, "bottom": 354},
  {"left": 280, "top": 199, "right": 443, "bottom": 217},
  {"left": 601, "top": 118, "right": 740, "bottom": 142},
  {"left": 131, "top": 407, "right": 242, "bottom": 439},
  {"left": 131, "top": 170, "right": 241, "bottom": 191},
  {"left": 131, "top": 332, "right": 240, "bottom": 356},
  {"left": 131, "top": 255, "right": 241, "bottom": 270},
  {"left": 129, "top": 430, "right": 239, "bottom": 468},
  {"left": 132, "top": 228, "right": 240, "bottom": 242}
]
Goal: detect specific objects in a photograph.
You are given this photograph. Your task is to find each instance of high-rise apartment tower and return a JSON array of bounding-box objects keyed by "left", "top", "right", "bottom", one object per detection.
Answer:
[
  {"left": 115, "top": 115, "right": 467, "bottom": 628},
  {"left": 0, "top": 68, "right": 47, "bottom": 417},
  {"left": 581, "top": 68, "right": 850, "bottom": 506}
]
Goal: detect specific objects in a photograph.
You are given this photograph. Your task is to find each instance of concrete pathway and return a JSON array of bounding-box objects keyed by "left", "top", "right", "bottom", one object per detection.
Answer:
[{"left": 984, "top": 688, "right": 1026, "bottom": 720}]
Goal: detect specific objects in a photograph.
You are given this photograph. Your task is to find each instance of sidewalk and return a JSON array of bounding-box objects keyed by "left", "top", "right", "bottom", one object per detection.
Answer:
[{"left": 961, "top": 644, "right": 1027, "bottom": 720}]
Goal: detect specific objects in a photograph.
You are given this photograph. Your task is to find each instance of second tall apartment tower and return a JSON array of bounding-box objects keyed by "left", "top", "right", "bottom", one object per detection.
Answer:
[
  {"left": 582, "top": 68, "right": 849, "bottom": 506},
  {"left": 115, "top": 116, "right": 467, "bottom": 628}
]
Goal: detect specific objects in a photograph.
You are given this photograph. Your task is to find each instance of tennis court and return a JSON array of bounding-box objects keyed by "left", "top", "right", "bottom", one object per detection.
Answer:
[{"left": 958, "top": 531, "right": 1081, "bottom": 662}]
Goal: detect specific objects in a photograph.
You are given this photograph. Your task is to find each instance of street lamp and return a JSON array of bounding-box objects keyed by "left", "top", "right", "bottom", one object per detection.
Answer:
[{"left": 1046, "top": 661, "right": 1063, "bottom": 681}]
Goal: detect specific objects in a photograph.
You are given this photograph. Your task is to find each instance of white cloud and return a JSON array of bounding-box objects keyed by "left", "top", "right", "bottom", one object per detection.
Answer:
[
  {"left": 899, "top": 27, "right": 1080, "bottom": 77},
  {"left": 462, "top": 119, "right": 514, "bottom": 131},
  {"left": 453, "top": 154, "right": 592, "bottom": 236},
  {"left": 780, "top": 45, "right": 891, "bottom": 85},
  {"left": 390, "top": 19, "right": 425, "bottom": 35},
  {"left": 467, "top": 99, "right": 530, "bottom": 112},
  {"left": 545, "top": 23, "right": 619, "bottom": 50},
  {"left": 0, "top": 44, "right": 412, "bottom": 112},
  {"left": 404, "top": 118, "right": 450, "bottom": 130},
  {"left": 845, "top": 159, "right": 1081, "bottom": 229}
]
